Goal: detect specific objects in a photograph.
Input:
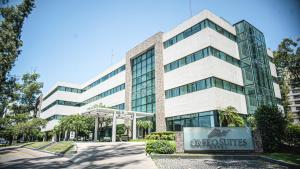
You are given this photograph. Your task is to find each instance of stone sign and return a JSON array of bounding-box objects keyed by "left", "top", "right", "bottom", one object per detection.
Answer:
[
  {"left": 184, "top": 127, "right": 254, "bottom": 151},
  {"left": 70, "top": 131, "right": 75, "bottom": 140}
]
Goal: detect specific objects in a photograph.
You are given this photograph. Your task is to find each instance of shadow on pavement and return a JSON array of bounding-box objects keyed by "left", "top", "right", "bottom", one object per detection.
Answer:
[{"left": 0, "top": 143, "right": 150, "bottom": 169}]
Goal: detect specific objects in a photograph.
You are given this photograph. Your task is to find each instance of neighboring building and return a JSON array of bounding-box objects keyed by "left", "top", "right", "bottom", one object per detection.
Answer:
[
  {"left": 39, "top": 10, "right": 282, "bottom": 132},
  {"left": 289, "top": 82, "right": 300, "bottom": 124}
]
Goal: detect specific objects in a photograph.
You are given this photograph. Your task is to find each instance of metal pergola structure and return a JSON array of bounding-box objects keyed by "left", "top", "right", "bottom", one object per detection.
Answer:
[{"left": 82, "top": 107, "right": 154, "bottom": 142}]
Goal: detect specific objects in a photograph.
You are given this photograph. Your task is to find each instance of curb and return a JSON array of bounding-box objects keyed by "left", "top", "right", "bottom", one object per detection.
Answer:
[
  {"left": 259, "top": 155, "right": 299, "bottom": 169},
  {"left": 23, "top": 142, "right": 77, "bottom": 158}
]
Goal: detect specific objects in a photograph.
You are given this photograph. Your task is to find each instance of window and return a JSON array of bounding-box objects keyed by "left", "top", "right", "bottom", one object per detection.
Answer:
[
  {"left": 191, "top": 23, "right": 201, "bottom": 34},
  {"left": 183, "top": 28, "right": 192, "bottom": 38},
  {"left": 163, "top": 19, "right": 236, "bottom": 49},
  {"left": 215, "top": 78, "right": 223, "bottom": 88},
  {"left": 177, "top": 33, "right": 184, "bottom": 42},
  {"left": 180, "top": 85, "right": 187, "bottom": 95},
  {"left": 203, "top": 48, "right": 209, "bottom": 56},
  {"left": 164, "top": 46, "right": 240, "bottom": 73},
  {"left": 294, "top": 95, "right": 300, "bottom": 99},
  {"left": 131, "top": 48, "right": 156, "bottom": 113},
  {"left": 295, "top": 100, "right": 300, "bottom": 104},
  {"left": 194, "top": 50, "right": 203, "bottom": 60},
  {"left": 196, "top": 80, "right": 206, "bottom": 90},
  {"left": 165, "top": 77, "right": 244, "bottom": 99},
  {"left": 223, "top": 81, "right": 230, "bottom": 90}
]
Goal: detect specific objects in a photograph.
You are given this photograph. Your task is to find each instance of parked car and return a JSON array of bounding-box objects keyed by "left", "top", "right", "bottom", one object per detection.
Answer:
[{"left": 0, "top": 138, "right": 8, "bottom": 145}]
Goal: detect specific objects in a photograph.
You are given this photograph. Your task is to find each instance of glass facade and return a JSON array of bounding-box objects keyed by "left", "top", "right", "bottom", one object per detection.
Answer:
[
  {"left": 42, "top": 100, "right": 81, "bottom": 112},
  {"left": 82, "top": 83, "right": 125, "bottom": 105},
  {"left": 163, "top": 19, "right": 236, "bottom": 48},
  {"left": 234, "top": 21, "right": 276, "bottom": 114},
  {"left": 164, "top": 46, "right": 240, "bottom": 72},
  {"left": 46, "top": 115, "right": 65, "bottom": 121},
  {"left": 43, "top": 65, "right": 126, "bottom": 101},
  {"left": 42, "top": 84, "right": 125, "bottom": 112},
  {"left": 111, "top": 103, "right": 125, "bottom": 110},
  {"left": 83, "top": 65, "right": 125, "bottom": 90},
  {"left": 165, "top": 77, "right": 244, "bottom": 99},
  {"left": 131, "top": 47, "right": 156, "bottom": 113},
  {"left": 43, "top": 86, "right": 84, "bottom": 101},
  {"left": 166, "top": 110, "right": 218, "bottom": 131}
]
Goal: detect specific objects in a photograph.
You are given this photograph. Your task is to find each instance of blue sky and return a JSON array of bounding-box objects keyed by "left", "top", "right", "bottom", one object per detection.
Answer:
[{"left": 11, "top": 0, "right": 300, "bottom": 93}]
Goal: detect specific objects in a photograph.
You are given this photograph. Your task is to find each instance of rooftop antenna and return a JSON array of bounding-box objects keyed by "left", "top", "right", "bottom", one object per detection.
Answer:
[
  {"left": 110, "top": 49, "right": 114, "bottom": 65},
  {"left": 189, "top": 0, "right": 192, "bottom": 17}
]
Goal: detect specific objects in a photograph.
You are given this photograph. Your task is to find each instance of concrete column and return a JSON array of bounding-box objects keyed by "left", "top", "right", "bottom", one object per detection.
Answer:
[
  {"left": 112, "top": 111, "right": 117, "bottom": 142},
  {"left": 94, "top": 116, "right": 98, "bottom": 142},
  {"left": 132, "top": 113, "right": 136, "bottom": 140}
]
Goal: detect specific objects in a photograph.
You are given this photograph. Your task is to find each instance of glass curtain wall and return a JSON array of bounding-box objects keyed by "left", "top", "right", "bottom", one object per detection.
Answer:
[
  {"left": 166, "top": 111, "right": 219, "bottom": 131},
  {"left": 131, "top": 47, "right": 156, "bottom": 113},
  {"left": 234, "top": 21, "right": 276, "bottom": 114}
]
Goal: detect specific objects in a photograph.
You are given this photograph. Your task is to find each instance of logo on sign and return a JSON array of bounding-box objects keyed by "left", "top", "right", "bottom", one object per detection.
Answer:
[{"left": 208, "top": 128, "right": 230, "bottom": 138}]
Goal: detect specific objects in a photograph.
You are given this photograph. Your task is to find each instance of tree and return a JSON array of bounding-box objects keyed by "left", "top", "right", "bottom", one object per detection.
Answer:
[
  {"left": 218, "top": 106, "right": 245, "bottom": 127},
  {"left": 274, "top": 38, "right": 300, "bottom": 114},
  {"left": 0, "top": 76, "right": 18, "bottom": 117},
  {"left": 254, "top": 105, "right": 287, "bottom": 152},
  {"left": 274, "top": 38, "right": 300, "bottom": 83},
  {"left": 0, "top": 0, "right": 36, "bottom": 117},
  {"left": 20, "top": 72, "right": 43, "bottom": 117},
  {"left": 15, "top": 117, "right": 46, "bottom": 141},
  {"left": 0, "top": 113, "right": 46, "bottom": 143},
  {"left": 137, "top": 120, "right": 153, "bottom": 138},
  {"left": 53, "top": 114, "right": 94, "bottom": 141}
]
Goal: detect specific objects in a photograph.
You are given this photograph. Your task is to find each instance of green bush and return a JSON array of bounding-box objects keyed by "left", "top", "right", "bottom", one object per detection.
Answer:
[
  {"left": 146, "top": 134, "right": 160, "bottom": 140},
  {"left": 145, "top": 131, "right": 175, "bottom": 141},
  {"left": 146, "top": 140, "right": 176, "bottom": 154},
  {"left": 285, "top": 124, "right": 300, "bottom": 147},
  {"left": 255, "top": 105, "right": 287, "bottom": 152}
]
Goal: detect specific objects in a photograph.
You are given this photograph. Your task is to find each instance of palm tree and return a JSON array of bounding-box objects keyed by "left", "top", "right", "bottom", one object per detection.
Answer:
[
  {"left": 137, "top": 120, "right": 153, "bottom": 138},
  {"left": 218, "top": 106, "right": 245, "bottom": 127}
]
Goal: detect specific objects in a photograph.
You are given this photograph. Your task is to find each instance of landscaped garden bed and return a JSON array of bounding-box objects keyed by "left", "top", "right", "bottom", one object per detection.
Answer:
[
  {"left": 25, "top": 141, "right": 51, "bottom": 149},
  {"left": 42, "top": 141, "right": 74, "bottom": 154}
]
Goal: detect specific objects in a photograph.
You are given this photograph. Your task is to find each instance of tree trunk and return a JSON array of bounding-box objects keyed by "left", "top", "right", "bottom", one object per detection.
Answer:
[{"left": 64, "top": 130, "right": 68, "bottom": 141}]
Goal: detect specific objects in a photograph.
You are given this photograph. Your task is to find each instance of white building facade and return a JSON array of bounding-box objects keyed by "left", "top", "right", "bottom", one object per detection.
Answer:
[{"left": 40, "top": 10, "right": 282, "bottom": 132}]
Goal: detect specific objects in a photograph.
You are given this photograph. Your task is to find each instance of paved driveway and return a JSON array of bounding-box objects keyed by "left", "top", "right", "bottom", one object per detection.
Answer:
[
  {"left": 0, "top": 146, "right": 70, "bottom": 168},
  {"left": 0, "top": 142, "right": 157, "bottom": 169},
  {"left": 69, "top": 142, "right": 158, "bottom": 169}
]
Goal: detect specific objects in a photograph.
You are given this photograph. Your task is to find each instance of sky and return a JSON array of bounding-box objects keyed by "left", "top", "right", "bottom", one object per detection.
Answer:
[{"left": 10, "top": 0, "right": 300, "bottom": 93}]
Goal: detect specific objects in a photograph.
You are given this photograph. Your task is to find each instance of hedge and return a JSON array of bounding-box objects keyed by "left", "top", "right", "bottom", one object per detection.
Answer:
[
  {"left": 146, "top": 140, "right": 176, "bottom": 154},
  {"left": 145, "top": 131, "right": 175, "bottom": 141},
  {"left": 285, "top": 124, "right": 300, "bottom": 147}
]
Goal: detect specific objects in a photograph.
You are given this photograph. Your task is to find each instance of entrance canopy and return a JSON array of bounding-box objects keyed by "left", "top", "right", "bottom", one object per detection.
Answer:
[
  {"left": 83, "top": 107, "right": 154, "bottom": 119},
  {"left": 82, "top": 107, "right": 154, "bottom": 142}
]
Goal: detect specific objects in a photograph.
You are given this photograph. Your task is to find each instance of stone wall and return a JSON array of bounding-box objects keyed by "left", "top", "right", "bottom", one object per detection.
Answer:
[
  {"left": 175, "top": 132, "right": 184, "bottom": 153},
  {"left": 125, "top": 32, "right": 166, "bottom": 132},
  {"left": 252, "top": 130, "right": 264, "bottom": 153}
]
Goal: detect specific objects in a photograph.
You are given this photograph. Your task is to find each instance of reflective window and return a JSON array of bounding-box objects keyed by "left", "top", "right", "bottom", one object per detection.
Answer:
[
  {"left": 164, "top": 19, "right": 236, "bottom": 48},
  {"left": 164, "top": 46, "right": 240, "bottom": 73},
  {"left": 131, "top": 48, "right": 156, "bottom": 113},
  {"left": 165, "top": 77, "right": 244, "bottom": 99},
  {"left": 166, "top": 110, "right": 216, "bottom": 131}
]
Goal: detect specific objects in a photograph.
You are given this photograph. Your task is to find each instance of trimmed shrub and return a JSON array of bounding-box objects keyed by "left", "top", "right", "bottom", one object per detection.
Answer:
[
  {"left": 285, "top": 124, "right": 300, "bottom": 147},
  {"left": 146, "top": 140, "right": 176, "bottom": 154},
  {"left": 145, "top": 131, "right": 175, "bottom": 141},
  {"left": 146, "top": 134, "right": 160, "bottom": 140},
  {"left": 255, "top": 105, "right": 287, "bottom": 152}
]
